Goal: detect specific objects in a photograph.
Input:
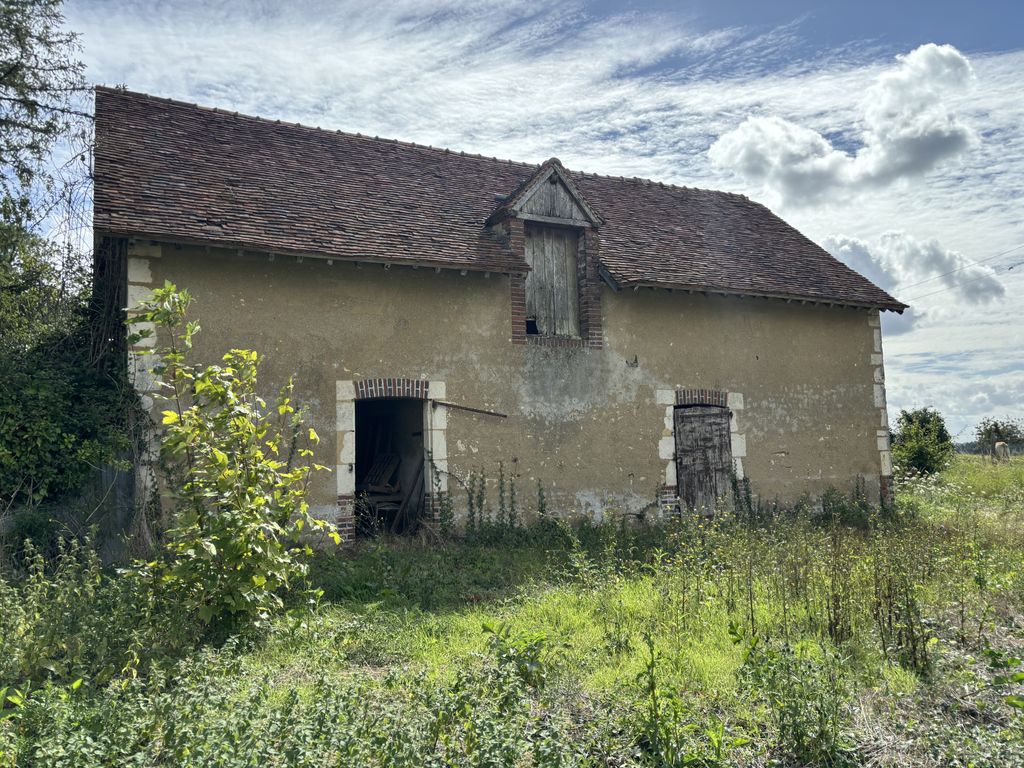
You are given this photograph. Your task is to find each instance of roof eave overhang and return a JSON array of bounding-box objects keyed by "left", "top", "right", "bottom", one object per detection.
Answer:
[
  {"left": 612, "top": 275, "right": 907, "bottom": 313},
  {"left": 95, "top": 227, "right": 530, "bottom": 276}
]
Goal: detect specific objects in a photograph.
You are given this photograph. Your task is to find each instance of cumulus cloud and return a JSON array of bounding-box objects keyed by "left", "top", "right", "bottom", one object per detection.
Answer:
[
  {"left": 825, "top": 231, "right": 1004, "bottom": 303},
  {"left": 823, "top": 230, "right": 1005, "bottom": 335},
  {"left": 709, "top": 44, "right": 976, "bottom": 204}
]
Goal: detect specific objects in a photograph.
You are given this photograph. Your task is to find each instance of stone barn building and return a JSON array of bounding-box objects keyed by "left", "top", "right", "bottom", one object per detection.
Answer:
[{"left": 93, "top": 87, "right": 907, "bottom": 537}]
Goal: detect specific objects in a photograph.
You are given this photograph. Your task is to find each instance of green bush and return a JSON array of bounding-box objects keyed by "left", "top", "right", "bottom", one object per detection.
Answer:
[
  {"left": 0, "top": 322, "right": 128, "bottom": 510},
  {"left": 892, "top": 407, "right": 954, "bottom": 475},
  {"left": 1, "top": 652, "right": 589, "bottom": 767},
  {"left": 0, "top": 230, "right": 128, "bottom": 516},
  {"left": 740, "top": 639, "right": 852, "bottom": 764},
  {"left": 131, "top": 284, "right": 338, "bottom": 632},
  {"left": 0, "top": 538, "right": 193, "bottom": 689}
]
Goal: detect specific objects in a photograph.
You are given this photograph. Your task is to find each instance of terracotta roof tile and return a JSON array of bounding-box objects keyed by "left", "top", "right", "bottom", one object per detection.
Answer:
[{"left": 94, "top": 87, "right": 906, "bottom": 312}]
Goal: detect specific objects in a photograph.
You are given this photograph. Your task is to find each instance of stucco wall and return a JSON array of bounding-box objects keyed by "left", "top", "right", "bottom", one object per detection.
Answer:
[{"left": 127, "top": 240, "right": 888, "bottom": 522}]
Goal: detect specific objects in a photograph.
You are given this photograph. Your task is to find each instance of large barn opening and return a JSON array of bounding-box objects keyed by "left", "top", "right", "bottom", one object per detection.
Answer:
[{"left": 354, "top": 398, "right": 426, "bottom": 535}]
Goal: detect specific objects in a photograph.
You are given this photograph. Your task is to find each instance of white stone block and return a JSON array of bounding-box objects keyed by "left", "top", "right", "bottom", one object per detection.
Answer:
[
  {"left": 431, "top": 457, "right": 449, "bottom": 478},
  {"left": 873, "top": 384, "right": 886, "bottom": 409},
  {"left": 430, "top": 430, "right": 448, "bottom": 461},
  {"left": 127, "top": 283, "right": 153, "bottom": 309},
  {"left": 730, "top": 413, "right": 739, "bottom": 433},
  {"left": 664, "top": 461, "right": 677, "bottom": 487},
  {"left": 130, "top": 351, "right": 161, "bottom": 392},
  {"left": 127, "top": 257, "right": 152, "bottom": 284},
  {"left": 877, "top": 435, "right": 890, "bottom": 452},
  {"left": 432, "top": 404, "right": 448, "bottom": 430},
  {"left": 337, "top": 465, "right": 355, "bottom": 495},
  {"left": 880, "top": 450, "right": 893, "bottom": 476},
  {"left": 731, "top": 433, "right": 747, "bottom": 458},
  {"left": 655, "top": 389, "right": 675, "bottom": 406},
  {"left": 873, "top": 366, "right": 885, "bottom": 384},
  {"left": 336, "top": 380, "right": 355, "bottom": 401},
  {"left": 880, "top": 408, "right": 889, "bottom": 427},
  {"left": 336, "top": 401, "right": 355, "bottom": 431},
  {"left": 658, "top": 436, "right": 675, "bottom": 460},
  {"left": 430, "top": 380, "right": 446, "bottom": 399},
  {"left": 140, "top": 395, "right": 155, "bottom": 412},
  {"left": 430, "top": 462, "right": 449, "bottom": 492},
  {"left": 337, "top": 430, "right": 355, "bottom": 463},
  {"left": 733, "top": 457, "right": 745, "bottom": 480},
  {"left": 727, "top": 391, "right": 744, "bottom": 410},
  {"left": 130, "top": 321, "right": 156, "bottom": 348},
  {"left": 873, "top": 328, "right": 883, "bottom": 353},
  {"left": 870, "top": 353, "right": 883, "bottom": 365},
  {"left": 867, "top": 311, "right": 881, "bottom": 328},
  {"left": 663, "top": 414, "right": 673, "bottom": 431}
]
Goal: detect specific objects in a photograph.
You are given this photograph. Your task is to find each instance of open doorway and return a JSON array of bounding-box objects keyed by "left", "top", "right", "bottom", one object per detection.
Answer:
[{"left": 354, "top": 398, "right": 426, "bottom": 535}]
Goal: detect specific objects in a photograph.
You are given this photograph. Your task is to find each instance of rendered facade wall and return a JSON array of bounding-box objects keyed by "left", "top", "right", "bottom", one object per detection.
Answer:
[{"left": 124, "top": 239, "right": 891, "bottom": 527}]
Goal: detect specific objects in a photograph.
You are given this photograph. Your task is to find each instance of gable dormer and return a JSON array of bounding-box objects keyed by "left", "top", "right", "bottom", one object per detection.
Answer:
[
  {"left": 488, "top": 158, "right": 603, "bottom": 228},
  {"left": 492, "top": 159, "right": 604, "bottom": 349}
]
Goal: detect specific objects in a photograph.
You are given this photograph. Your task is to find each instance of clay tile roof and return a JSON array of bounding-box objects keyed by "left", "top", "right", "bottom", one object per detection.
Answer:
[{"left": 94, "top": 87, "right": 906, "bottom": 312}]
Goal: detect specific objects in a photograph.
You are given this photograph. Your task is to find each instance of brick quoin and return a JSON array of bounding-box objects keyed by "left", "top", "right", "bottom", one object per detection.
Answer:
[{"left": 336, "top": 494, "right": 355, "bottom": 541}]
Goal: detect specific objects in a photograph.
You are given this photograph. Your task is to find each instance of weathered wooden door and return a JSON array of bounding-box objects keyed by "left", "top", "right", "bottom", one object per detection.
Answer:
[
  {"left": 673, "top": 405, "right": 733, "bottom": 514},
  {"left": 524, "top": 224, "right": 580, "bottom": 337}
]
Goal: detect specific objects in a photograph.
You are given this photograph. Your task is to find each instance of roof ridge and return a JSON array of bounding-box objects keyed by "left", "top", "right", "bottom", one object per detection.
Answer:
[
  {"left": 94, "top": 85, "right": 539, "bottom": 171},
  {"left": 94, "top": 86, "right": 752, "bottom": 199},
  {"left": 570, "top": 166, "right": 749, "bottom": 201}
]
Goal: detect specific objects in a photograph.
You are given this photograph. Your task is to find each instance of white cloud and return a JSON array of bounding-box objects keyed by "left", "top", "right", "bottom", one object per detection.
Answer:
[
  {"left": 709, "top": 44, "right": 976, "bottom": 204},
  {"left": 823, "top": 231, "right": 1004, "bottom": 305}
]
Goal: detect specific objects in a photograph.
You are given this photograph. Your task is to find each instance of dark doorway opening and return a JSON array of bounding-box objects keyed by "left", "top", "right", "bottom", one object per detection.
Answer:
[{"left": 355, "top": 398, "right": 426, "bottom": 535}]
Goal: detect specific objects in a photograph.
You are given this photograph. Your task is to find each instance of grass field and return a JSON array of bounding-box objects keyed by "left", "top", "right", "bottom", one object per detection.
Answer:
[{"left": 2, "top": 456, "right": 1023, "bottom": 766}]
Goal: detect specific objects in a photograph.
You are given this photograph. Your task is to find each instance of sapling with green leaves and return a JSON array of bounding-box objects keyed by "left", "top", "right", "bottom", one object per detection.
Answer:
[{"left": 130, "top": 282, "right": 337, "bottom": 630}]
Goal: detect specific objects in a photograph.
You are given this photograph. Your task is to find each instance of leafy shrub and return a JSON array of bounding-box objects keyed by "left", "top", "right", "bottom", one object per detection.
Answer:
[
  {"left": 0, "top": 538, "right": 193, "bottom": 689},
  {"left": 892, "top": 407, "right": 954, "bottom": 475},
  {"left": 0, "top": 231, "right": 130, "bottom": 519},
  {"left": 0, "top": 323, "right": 128, "bottom": 511},
  {"left": 131, "top": 284, "right": 338, "bottom": 631},
  {"left": 2, "top": 650, "right": 590, "bottom": 767},
  {"left": 740, "top": 639, "right": 852, "bottom": 764},
  {"left": 483, "top": 620, "right": 550, "bottom": 689},
  {"left": 636, "top": 635, "right": 749, "bottom": 766}
]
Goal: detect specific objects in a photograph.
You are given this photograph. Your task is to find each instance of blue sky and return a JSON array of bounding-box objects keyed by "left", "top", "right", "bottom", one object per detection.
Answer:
[
  {"left": 67, "top": 0, "right": 1023, "bottom": 437},
  {"left": 667, "top": 0, "right": 1022, "bottom": 53}
]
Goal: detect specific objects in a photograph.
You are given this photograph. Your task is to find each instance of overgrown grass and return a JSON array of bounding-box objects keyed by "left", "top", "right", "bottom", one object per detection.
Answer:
[{"left": 2, "top": 457, "right": 1023, "bottom": 766}]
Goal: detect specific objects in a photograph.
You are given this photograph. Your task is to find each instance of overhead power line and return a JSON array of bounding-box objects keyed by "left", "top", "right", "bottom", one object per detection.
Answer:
[
  {"left": 896, "top": 241, "right": 1024, "bottom": 292},
  {"left": 903, "top": 255, "right": 1024, "bottom": 303}
]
